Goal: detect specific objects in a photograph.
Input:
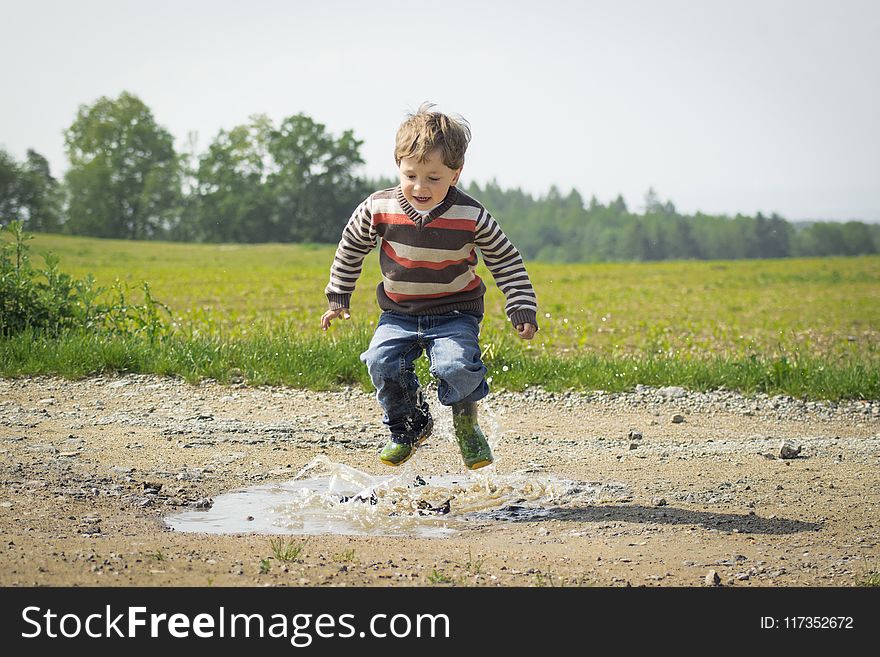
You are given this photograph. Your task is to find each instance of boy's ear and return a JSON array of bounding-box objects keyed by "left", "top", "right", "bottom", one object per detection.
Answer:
[{"left": 451, "top": 167, "right": 463, "bottom": 186}]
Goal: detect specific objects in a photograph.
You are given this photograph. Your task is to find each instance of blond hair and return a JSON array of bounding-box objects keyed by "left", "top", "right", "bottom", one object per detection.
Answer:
[{"left": 394, "top": 102, "right": 471, "bottom": 170}]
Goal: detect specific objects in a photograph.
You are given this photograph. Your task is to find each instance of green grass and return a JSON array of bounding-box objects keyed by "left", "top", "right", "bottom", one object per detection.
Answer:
[
  {"left": 462, "top": 548, "right": 485, "bottom": 576},
  {"left": 859, "top": 572, "right": 880, "bottom": 587},
  {"left": 2, "top": 328, "right": 875, "bottom": 398},
  {"left": 269, "top": 537, "right": 308, "bottom": 562},
  {"left": 332, "top": 549, "right": 357, "bottom": 563},
  {"left": 533, "top": 571, "right": 593, "bottom": 587},
  {"left": 427, "top": 569, "right": 453, "bottom": 584},
  {"left": 3, "top": 234, "right": 879, "bottom": 400}
]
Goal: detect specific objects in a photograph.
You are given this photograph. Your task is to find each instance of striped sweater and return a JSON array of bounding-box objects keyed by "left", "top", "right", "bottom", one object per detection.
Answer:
[{"left": 325, "top": 185, "right": 538, "bottom": 328}]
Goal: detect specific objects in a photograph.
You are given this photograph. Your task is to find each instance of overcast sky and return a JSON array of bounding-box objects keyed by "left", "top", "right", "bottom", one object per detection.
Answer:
[{"left": 2, "top": 0, "right": 878, "bottom": 221}]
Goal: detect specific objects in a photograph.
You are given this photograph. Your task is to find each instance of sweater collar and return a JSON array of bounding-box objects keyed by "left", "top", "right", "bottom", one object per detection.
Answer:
[{"left": 396, "top": 185, "right": 458, "bottom": 228}]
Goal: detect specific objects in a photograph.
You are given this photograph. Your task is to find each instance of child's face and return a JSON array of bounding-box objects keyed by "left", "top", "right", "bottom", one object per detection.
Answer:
[{"left": 398, "top": 149, "right": 461, "bottom": 210}]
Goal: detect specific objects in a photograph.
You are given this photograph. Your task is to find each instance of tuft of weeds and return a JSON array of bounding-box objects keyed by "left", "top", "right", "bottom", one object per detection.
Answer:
[
  {"left": 270, "top": 537, "right": 308, "bottom": 562},
  {"left": 561, "top": 573, "right": 594, "bottom": 587},
  {"left": 856, "top": 558, "right": 880, "bottom": 586},
  {"left": 332, "top": 548, "right": 357, "bottom": 563},
  {"left": 1, "top": 221, "right": 172, "bottom": 339},
  {"left": 427, "top": 569, "right": 453, "bottom": 584},
  {"left": 461, "top": 548, "right": 485, "bottom": 576},
  {"left": 858, "top": 572, "right": 880, "bottom": 587},
  {"left": 856, "top": 556, "right": 880, "bottom": 586},
  {"left": 532, "top": 570, "right": 591, "bottom": 587},
  {"left": 259, "top": 558, "right": 272, "bottom": 575},
  {"left": 533, "top": 571, "right": 554, "bottom": 587}
]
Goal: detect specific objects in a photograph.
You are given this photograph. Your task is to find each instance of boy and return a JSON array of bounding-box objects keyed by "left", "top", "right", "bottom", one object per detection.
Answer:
[{"left": 321, "top": 103, "right": 538, "bottom": 470}]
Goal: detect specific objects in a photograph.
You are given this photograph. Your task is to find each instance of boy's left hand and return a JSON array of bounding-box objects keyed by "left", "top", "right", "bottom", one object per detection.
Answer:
[{"left": 516, "top": 323, "right": 537, "bottom": 340}]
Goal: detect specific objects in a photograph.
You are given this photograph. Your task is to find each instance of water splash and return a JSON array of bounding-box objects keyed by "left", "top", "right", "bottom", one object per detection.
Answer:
[{"left": 164, "top": 455, "right": 630, "bottom": 538}]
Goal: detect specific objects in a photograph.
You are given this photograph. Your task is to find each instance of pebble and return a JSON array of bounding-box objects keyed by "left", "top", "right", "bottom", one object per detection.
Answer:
[
  {"left": 658, "top": 386, "right": 687, "bottom": 398},
  {"left": 779, "top": 440, "right": 802, "bottom": 459},
  {"left": 27, "top": 444, "right": 58, "bottom": 454},
  {"left": 705, "top": 570, "right": 721, "bottom": 586},
  {"left": 671, "top": 414, "right": 685, "bottom": 424}
]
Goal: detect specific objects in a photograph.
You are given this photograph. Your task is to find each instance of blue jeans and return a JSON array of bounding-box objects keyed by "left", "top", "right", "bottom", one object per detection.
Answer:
[{"left": 360, "top": 311, "right": 489, "bottom": 436}]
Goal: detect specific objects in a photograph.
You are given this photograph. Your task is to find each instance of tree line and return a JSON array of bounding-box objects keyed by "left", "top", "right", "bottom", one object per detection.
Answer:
[
  {"left": 2, "top": 91, "right": 878, "bottom": 262},
  {"left": 469, "top": 183, "right": 880, "bottom": 262}
]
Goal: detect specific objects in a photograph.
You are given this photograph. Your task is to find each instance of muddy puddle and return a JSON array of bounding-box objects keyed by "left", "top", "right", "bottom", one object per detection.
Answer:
[{"left": 165, "top": 455, "right": 630, "bottom": 538}]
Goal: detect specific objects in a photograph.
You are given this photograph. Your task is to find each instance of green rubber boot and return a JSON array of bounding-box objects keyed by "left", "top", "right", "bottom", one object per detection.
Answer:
[
  {"left": 452, "top": 401, "right": 493, "bottom": 470},
  {"left": 379, "top": 414, "right": 433, "bottom": 467},
  {"left": 379, "top": 437, "right": 415, "bottom": 466}
]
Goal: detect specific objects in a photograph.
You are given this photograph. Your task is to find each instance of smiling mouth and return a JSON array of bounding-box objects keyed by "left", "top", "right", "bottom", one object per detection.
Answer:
[{"left": 413, "top": 196, "right": 431, "bottom": 203}]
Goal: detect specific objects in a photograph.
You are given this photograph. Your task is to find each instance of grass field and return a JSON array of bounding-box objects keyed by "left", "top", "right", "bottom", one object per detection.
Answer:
[{"left": 3, "top": 233, "right": 879, "bottom": 399}]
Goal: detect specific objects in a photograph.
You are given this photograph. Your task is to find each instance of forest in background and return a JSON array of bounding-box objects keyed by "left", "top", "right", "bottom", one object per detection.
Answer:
[{"left": 2, "top": 91, "right": 878, "bottom": 262}]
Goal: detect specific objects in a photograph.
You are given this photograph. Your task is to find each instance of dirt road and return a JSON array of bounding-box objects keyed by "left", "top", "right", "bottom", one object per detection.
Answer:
[{"left": 1, "top": 375, "right": 877, "bottom": 587}]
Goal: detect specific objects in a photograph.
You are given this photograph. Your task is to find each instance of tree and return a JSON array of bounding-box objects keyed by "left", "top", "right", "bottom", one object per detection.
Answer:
[
  {"left": 0, "top": 148, "right": 62, "bottom": 232},
  {"left": 193, "top": 115, "right": 275, "bottom": 242},
  {"left": 64, "top": 92, "right": 181, "bottom": 239},
  {"left": 643, "top": 186, "right": 676, "bottom": 216},
  {"left": 751, "top": 212, "right": 791, "bottom": 258},
  {"left": 619, "top": 217, "right": 652, "bottom": 260},
  {"left": 0, "top": 149, "right": 22, "bottom": 222},
  {"left": 193, "top": 113, "right": 367, "bottom": 243},
  {"left": 20, "top": 150, "right": 63, "bottom": 232},
  {"left": 794, "top": 222, "right": 847, "bottom": 256},
  {"left": 610, "top": 194, "right": 628, "bottom": 214},
  {"left": 267, "top": 114, "right": 366, "bottom": 242},
  {"left": 839, "top": 221, "right": 877, "bottom": 255}
]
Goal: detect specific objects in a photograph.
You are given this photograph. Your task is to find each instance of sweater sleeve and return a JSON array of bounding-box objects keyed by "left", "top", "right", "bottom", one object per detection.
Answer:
[
  {"left": 474, "top": 210, "right": 539, "bottom": 329},
  {"left": 324, "top": 196, "right": 378, "bottom": 310}
]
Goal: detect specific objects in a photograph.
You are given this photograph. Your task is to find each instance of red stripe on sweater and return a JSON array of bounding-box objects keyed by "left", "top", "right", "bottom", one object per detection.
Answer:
[
  {"left": 381, "top": 241, "right": 476, "bottom": 271},
  {"left": 373, "top": 212, "right": 477, "bottom": 232},
  {"left": 383, "top": 276, "right": 482, "bottom": 302}
]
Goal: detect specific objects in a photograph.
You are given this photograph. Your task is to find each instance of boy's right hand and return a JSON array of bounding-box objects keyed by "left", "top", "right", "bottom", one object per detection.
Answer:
[{"left": 321, "top": 308, "right": 351, "bottom": 331}]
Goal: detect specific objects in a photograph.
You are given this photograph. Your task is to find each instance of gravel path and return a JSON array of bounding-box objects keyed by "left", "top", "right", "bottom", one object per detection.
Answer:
[{"left": 1, "top": 375, "right": 878, "bottom": 587}]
